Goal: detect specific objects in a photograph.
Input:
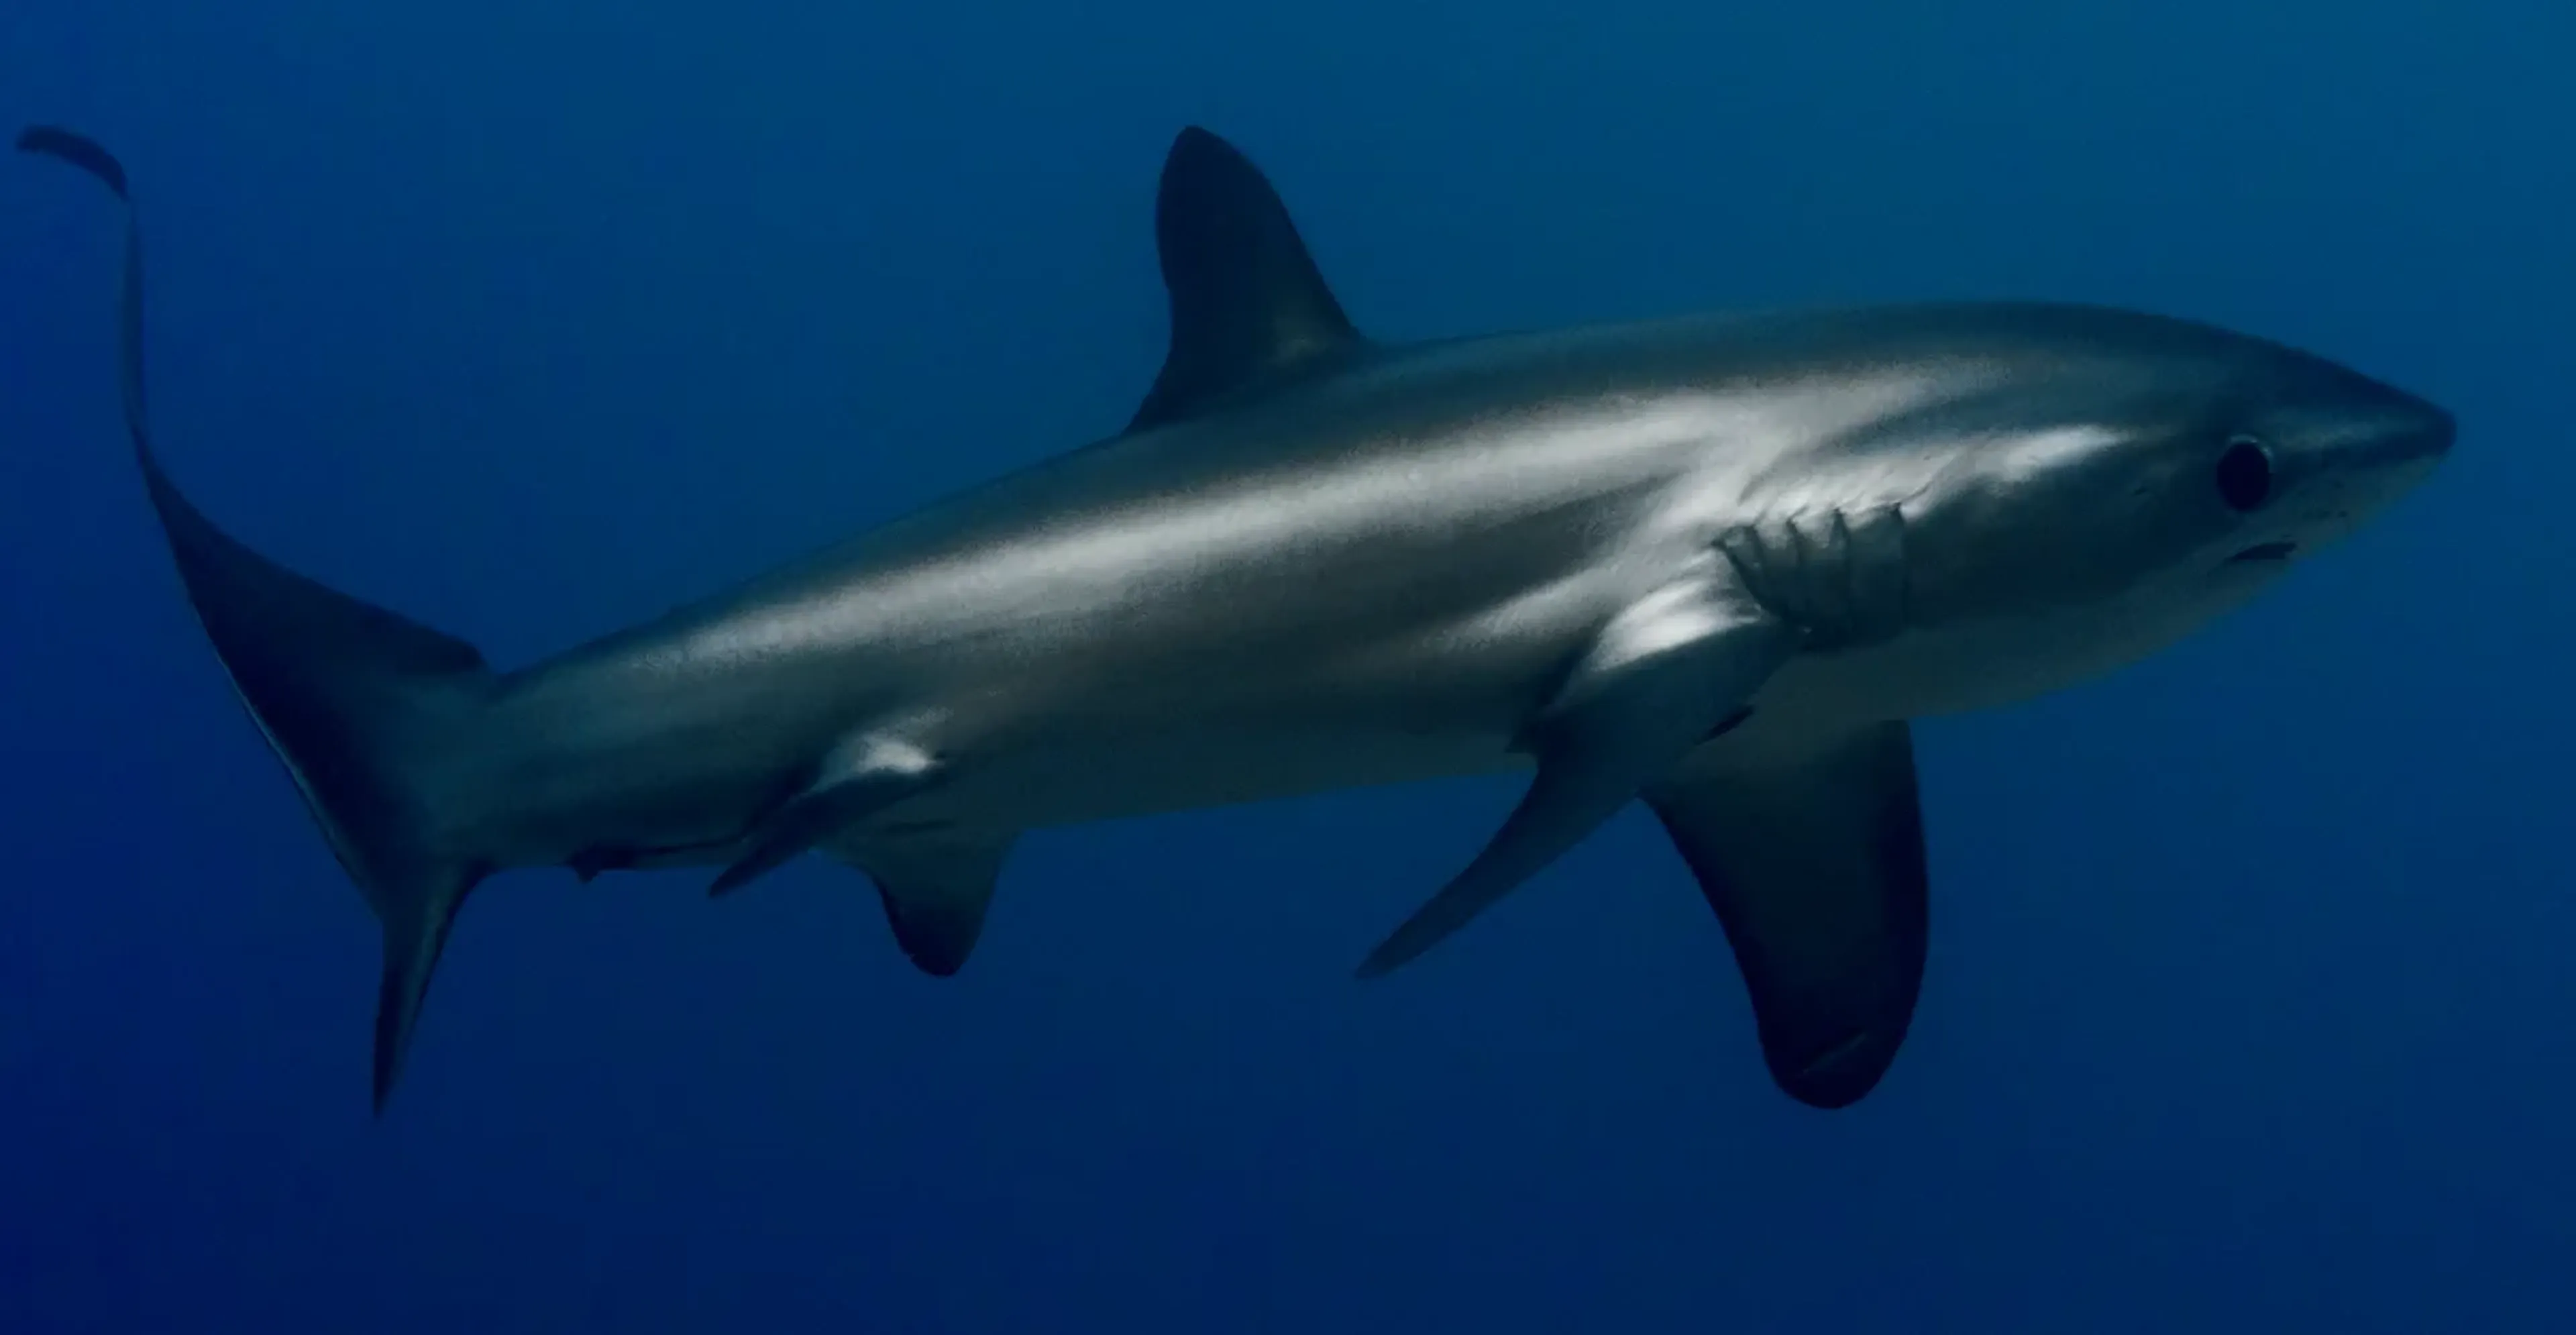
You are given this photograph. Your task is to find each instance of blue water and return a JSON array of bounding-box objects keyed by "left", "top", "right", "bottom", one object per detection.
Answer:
[{"left": 3, "top": 2, "right": 2567, "bottom": 1330}]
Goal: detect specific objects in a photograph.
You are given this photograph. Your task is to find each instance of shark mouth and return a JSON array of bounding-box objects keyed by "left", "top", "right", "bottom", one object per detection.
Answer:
[{"left": 2227, "top": 541, "right": 2299, "bottom": 564}]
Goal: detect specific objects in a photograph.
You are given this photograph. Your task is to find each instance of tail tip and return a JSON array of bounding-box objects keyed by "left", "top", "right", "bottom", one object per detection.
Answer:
[{"left": 17, "top": 123, "right": 130, "bottom": 199}]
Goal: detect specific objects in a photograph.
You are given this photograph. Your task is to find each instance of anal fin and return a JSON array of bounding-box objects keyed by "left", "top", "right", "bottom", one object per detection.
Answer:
[
  {"left": 824, "top": 829, "right": 1015, "bottom": 977},
  {"left": 1646, "top": 722, "right": 1929, "bottom": 1110}
]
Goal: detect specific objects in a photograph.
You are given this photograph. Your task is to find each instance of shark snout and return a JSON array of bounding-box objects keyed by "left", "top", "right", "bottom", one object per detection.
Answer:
[
  {"left": 2343, "top": 380, "right": 2457, "bottom": 468},
  {"left": 2265, "top": 345, "right": 2455, "bottom": 484},
  {"left": 2265, "top": 376, "right": 2454, "bottom": 552},
  {"left": 2386, "top": 392, "right": 2456, "bottom": 461},
  {"left": 2422, "top": 401, "right": 2457, "bottom": 454}
]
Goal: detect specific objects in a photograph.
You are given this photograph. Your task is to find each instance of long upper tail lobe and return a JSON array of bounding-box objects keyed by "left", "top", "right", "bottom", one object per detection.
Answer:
[{"left": 21, "top": 125, "right": 496, "bottom": 1111}]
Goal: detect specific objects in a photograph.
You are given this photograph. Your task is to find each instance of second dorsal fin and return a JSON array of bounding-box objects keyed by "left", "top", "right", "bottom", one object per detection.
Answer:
[{"left": 1126, "top": 126, "right": 1364, "bottom": 433}]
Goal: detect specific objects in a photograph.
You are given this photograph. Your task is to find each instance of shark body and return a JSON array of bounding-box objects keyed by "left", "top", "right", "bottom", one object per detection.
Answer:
[{"left": 19, "top": 125, "right": 2453, "bottom": 1111}]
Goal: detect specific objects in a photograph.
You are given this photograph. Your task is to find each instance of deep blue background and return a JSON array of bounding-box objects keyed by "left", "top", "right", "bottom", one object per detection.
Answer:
[{"left": 3, "top": 2, "right": 2568, "bottom": 1330}]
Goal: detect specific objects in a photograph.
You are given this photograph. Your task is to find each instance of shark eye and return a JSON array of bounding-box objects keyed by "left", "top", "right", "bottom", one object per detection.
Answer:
[{"left": 2215, "top": 436, "right": 2274, "bottom": 512}]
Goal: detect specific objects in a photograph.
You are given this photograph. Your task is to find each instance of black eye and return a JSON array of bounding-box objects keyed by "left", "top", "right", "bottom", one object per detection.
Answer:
[{"left": 2215, "top": 436, "right": 2273, "bottom": 512}]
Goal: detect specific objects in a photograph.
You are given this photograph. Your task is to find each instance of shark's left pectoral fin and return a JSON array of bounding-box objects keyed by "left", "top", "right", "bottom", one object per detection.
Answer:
[
  {"left": 1356, "top": 574, "right": 1796, "bottom": 979},
  {"left": 826, "top": 829, "right": 1015, "bottom": 977},
  {"left": 1646, "top": 723, "right": 1929, "bottom": 1110},
  {"left": 708, "top": 734, "right": 943, "bottom": 898}
]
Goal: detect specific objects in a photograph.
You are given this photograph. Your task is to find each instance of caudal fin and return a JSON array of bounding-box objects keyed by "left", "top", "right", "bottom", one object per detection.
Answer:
[{"left": 21, "top": 125, "right": 496, "bottom": 1112}]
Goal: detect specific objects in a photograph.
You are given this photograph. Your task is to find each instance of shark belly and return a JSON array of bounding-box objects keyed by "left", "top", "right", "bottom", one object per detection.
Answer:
[
  {"left": 890, "top": 629, "right": 1569, "bottom": 833},
  {"left": 1744, "top": 558, "right": 2284, "bottom": 741},
  {"left": 905, "top": 720, "right": 1525, "bottom": 832}
]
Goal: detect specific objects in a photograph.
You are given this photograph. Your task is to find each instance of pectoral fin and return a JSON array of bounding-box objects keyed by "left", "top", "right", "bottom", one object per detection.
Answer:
[
  {"left": 825, "top": 829, "right": 1015, "bottom": 977},
  {"left": 1354, "top": 574, "right": 1794, "bottom": 979},
  {"left": 1645, "top": 722, "right": 1929, "bottom": 1109}
]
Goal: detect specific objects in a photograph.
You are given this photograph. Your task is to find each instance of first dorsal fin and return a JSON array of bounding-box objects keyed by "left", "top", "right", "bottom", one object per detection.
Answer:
[{"left": 1126, "top": 126, "right": 1364, "bottom": 433}]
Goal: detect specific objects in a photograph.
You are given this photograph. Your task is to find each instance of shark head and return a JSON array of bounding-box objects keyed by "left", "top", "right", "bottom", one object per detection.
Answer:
[
  {"left": 2199, "top": 341, "right": 2457, "bottom": 568},
  {"left": 1796, "top": 303, "right": 2455, "bottom": 710}
]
